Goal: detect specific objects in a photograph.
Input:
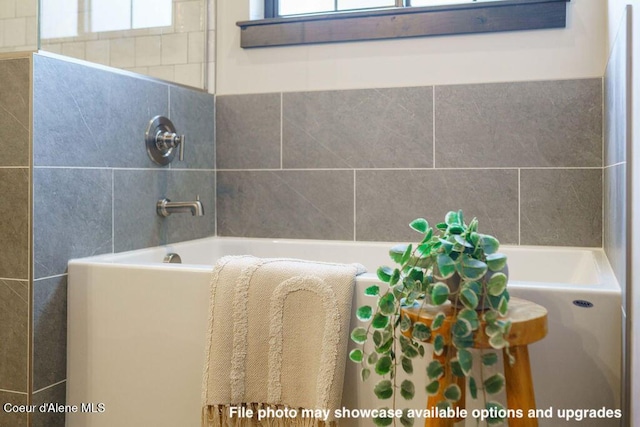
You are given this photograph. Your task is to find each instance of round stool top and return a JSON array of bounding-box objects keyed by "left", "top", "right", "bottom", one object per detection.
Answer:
[{"left": 401, "top": 297, "right": 547, "bottom": 348}]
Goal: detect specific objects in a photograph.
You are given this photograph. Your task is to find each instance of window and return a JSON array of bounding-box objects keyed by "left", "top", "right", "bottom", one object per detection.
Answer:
[
  {"left": 40, "top": 0, "right": 78, "bottom": 39},
  {"left": 40, "top": 0, "right": 172, "bottom": 40},
  {"left": 91, "top": 0, "right": 132, "bottom": 32},
  {"left": 239, "top": 0, "right": 570, "bottom": 48},
  {"left": 270, "top": 0, "right": 503, "bottom": 18},
  {"left": 409, "top": 0, "right": 497, "bottom": 6},
  {"left": 91, "top": 0, "right": 172, "bottom": 33},
  {"left": 277, "top": 0, "right": 396, "bottom": 17},
  {"left": 132, "top": 0, "right": 172, "bottom": 30}
]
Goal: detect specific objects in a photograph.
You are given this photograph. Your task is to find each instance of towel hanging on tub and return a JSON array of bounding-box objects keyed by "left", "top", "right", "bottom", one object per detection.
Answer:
[{"left": 202, "top": 255, "right": 365, "bottom": 427}]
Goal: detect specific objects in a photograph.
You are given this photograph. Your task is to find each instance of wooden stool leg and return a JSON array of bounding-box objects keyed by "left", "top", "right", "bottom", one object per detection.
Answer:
[
  {"left": 503, "top": 345, "right": 538, "bottom": 427},
  {"left": 425, "top": 347, "right": 466, "bottom": 427}
]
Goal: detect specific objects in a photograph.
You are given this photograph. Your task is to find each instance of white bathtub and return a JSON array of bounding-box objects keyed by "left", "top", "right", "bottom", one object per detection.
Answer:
[{"left": 66, "top": 237, "right": 622, "bottom": 427}]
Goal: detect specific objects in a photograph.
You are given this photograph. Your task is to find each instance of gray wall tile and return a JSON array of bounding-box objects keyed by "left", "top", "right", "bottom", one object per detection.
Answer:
[
  {"left": 0, "top": 168, "right": 29, "bottom": 280},
  {"left": 604, "top": 164, "right": 626, "bottom": 286},
  {"left": 283, "top": 87, "right": 433, "bottom": 169},
  {"left": 32, "top": 381, "right": 66, "bottom": 427},
  {"left": 0, "top": 280, "right": 28, "bottom": 392},
  {"left": 217, "top": 170, "right": 354, "bottom": 239},
  {"left": 0, "top": 58, "right": 30, "bottom": 167},
  {"left": 604, "top": 18, "right": 629, "bottom": 167},
  {"left": 521, "top": 169, "right": 602, "bottom": 246},
  {"left": 216, "top": 80, "right": 605, "bottom": 247},
  {"left": 33, "top": 54, "right": 169, "bottom": 168},
  {"left": 19, "top": 54, "right": 221, "bottom": 420},
  {"left": 169, "top": 85, "right": 215, "bottom": 169},
  {"left": 114, "top": 170, "right": 216, "bottom": 252},
  {"left": 356, "top": 169, "right": 518, "bottom": 243},
  {"left": 435, "top": 79, "right": 602, "bottom": 168},
  {"left": 114, "top": 170, "right": 166, "bottom": 251},
  {"left": 166, "top": 170, "right": 216, "bottom": 244},
  {"left": 33, "top": 276, "right": 67, "bottom": 391},
  {"left": 0, "top": 391, "right": 27, "bottom": 427},
  {"left": 33, "top": 168, "right": 113, "bottom": 278},
  {"left": 603, "top": 13, "right": 630, "bottom": 301},
  {"left": 216, "top": 93, "right": 281, "bottom": 169}
]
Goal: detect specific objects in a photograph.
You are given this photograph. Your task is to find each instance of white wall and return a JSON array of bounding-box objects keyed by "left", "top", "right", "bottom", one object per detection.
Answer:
[
  {"left": 607, "top": 2, "right": 640, "bottom": 426},
  {"left": 216, "top": 0, "right": 607, "bottom": 94}
]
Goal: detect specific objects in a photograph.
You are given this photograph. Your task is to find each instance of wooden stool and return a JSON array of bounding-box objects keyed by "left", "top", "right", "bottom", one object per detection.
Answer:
[{"left": 401, "top": 297, "right": 547, "bottom": 427}]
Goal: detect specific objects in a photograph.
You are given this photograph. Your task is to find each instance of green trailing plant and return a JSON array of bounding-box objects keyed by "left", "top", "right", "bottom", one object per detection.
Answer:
[{"left": 349, "top": 210, "right": 513, "bottom": 426}]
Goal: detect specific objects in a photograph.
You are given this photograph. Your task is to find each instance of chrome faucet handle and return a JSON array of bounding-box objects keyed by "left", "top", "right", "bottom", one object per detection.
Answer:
[
  {"left": 145, "top": 116, "right": 186, "bottom": 165},
  {"left": 179, "top": 134, "right": 185, "bottom": 161},
  {"left": 155, "top": 132, "right": 185, "bottom": 161}
]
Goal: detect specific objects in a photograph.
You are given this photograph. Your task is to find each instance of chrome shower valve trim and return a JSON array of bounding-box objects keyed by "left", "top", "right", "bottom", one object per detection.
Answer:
[{"left": 145, "top": 115, "right": 186, "bottom": 165}]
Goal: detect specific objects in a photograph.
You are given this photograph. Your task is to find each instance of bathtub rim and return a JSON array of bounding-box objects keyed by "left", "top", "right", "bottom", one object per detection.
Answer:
[{"left": 67, "top": 236, "right": 621, "bottom": 294}]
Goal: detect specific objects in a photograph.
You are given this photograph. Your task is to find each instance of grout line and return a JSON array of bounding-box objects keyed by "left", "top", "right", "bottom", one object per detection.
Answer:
[
  {"left": 353, "top": 170, "right": 357, "bottom": 241},
  {"left": 0, "top": 388, "right": 28, "bottom": 395},
  {"left": 600, "top": 76, "right": 604, "bottom": 250},
  {"left": 604, "top": 161, "right": 626, "bottom": 169},
  {"left": 154, "top": 168, "right": 216, "bottom": 172},
  {"left": 203, "top": 0, "right": 210, "bottom": 93},
  {"left": 602, "top": 165, "right": 605, "bottom": 249},
  {"left": 432, "top": 86, "right": 436, "bottom": 169},
  {"left": 280, "top": 92, "right": 283, "bottom": 170},
  {"left": 28, "top": 53, "right": 34, "bottom": 411},
  {"left": 601, "top": 76, "right": 605, "bottom": 170},
  {"left": 168, "top": 86, "right": 172, "bottom": 173},
  {"left": 0, "top": 166, "right": 30, "bottom": 169},
  {"left": 601, "top": 72, "right": 608, "bottom": 254},
  {"left": 469, "top": 166, "right": 602, "bottom": 170},
  {"left": 214, "top": 87, "right": 218, "bottom": 237},
  {"left": 214, "top": 170, "right": 217, "bottom": 237},
  {"left": 33, "top": 166, "right": 111, "bottom": 170},
  {"left": 32, "top": 379, "right": 67, "bottom": 395},
  {"left": 112, "top": 169, "right": 115, "bottom": 254},
  {"left": 31, "top": 166, "right": 217, "bottom": 172},
  {"left": 216, "top": 166, "right": 602, "bottom": 172},
  {"left": 33, "top": 273, "right": 68, "bottom": 282},
  {"left": 518, "top": 168, "right": 521, "bottom": 246}
]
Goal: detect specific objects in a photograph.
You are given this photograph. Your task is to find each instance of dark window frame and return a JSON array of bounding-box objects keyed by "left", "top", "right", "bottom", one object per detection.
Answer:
[
  {"left": 264, "top": 0, "right": 406, "bottom": 19},
  {"left": 238, "top": 0, "right": 570, "bottom": 48}
]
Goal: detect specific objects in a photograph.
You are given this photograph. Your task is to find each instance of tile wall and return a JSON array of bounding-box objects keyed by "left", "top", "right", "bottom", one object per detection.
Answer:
[
  {"left": 604, "top": 13, "right": 629, "bottom": 296},
  {"left": 1, "top": 0, "right": 213, "bottom": 90},
  {"left": 0, "top": 0, "right": 37, "bottom": 52},
  {"left": 0, "top": 54, "right": 609, "bottom": 427},
  {"left": 216, "top": 79, "right": 604, "bottom": 247},
  {"left": 603, "top": 10, "right": 630, "bottom": 421},
  {"left": 0, "top": 56, "right": 30, "bottom": 427},
  {"left": 40, "top": 0, "right": 215, "bottom": 90},
  {"left": 3, "top": 52, "right": 214, "bottom": 427}
]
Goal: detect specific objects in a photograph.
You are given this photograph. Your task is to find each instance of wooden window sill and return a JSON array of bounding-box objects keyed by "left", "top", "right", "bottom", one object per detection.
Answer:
[{"left": 237, "top": 0, "right": 570, "bottom": 48}]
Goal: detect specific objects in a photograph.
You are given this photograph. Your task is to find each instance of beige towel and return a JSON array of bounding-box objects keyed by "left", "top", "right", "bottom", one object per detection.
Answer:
[{"left": 202, "top": 256, "right": 364, "bottom": 427}]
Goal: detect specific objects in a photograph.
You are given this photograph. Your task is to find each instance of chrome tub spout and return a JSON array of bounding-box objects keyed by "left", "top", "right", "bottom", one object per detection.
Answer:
[{"left": 157, "top": 196, "right": 204, "bottom": 217}]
